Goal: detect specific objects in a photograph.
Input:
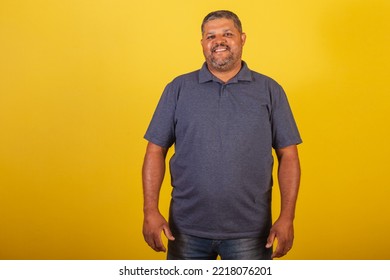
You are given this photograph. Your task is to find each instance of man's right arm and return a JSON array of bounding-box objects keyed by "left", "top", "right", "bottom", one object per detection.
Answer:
[{"left": 142, "top": 142, "right": 175, "bottom": 252}]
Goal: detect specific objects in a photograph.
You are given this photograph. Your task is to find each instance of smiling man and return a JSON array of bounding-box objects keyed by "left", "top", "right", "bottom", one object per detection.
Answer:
[
  {"left": 142, "top": 10, "right": 302, "bottom": 260},
  {"left": 201, "top": 16, "right": 245, "bottom": 77}
]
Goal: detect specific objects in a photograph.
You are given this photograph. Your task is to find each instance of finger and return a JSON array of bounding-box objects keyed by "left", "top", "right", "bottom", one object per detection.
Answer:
[
  {"left": 153, "top": 232, "right": 166, "bottom": 252},
  {"left": 272, "top": 247, "right": 291, "bottom": 258},
  {"left": 144, "top": 234, "right": 157, "bottom": 251},
  {"left": 163, "top": 225, "right": 175, "bottom": 241},
  {"left": 153, "top": 242, "right": 166, "bottom": 252},
  {"left": 145, "top": 230, "right": 166, "bottom": 252},
  {"left": 272, "top": 243, "right": 284, "bottom": 258},
  {"left": 265, "top": 231, "right": 275, "bottom": 248},
  {"left": 272, "top": 240, "right": 291, "bottom": 258},
  {"left": 272, "top": 239, "right": 287, "bottom": 258},
  {"left": 143, "top": 233, "right": 155, "bottom": 250}
]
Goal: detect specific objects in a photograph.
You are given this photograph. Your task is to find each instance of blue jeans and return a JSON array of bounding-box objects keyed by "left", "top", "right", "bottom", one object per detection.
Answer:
[{"left": 167, "top": 233, "right": 272, "bottom": 260}]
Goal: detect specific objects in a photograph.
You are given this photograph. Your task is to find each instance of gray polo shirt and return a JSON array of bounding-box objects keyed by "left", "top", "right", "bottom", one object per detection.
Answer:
[{"left": 145, "top": 62, "right": 302, "bottom": 239}]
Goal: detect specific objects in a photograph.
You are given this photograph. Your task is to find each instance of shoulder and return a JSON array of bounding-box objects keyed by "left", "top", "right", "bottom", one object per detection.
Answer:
[
  {"left": 170, "top": 69, "right": 200, "bottom": 86},
  {"left": 246, "top": 68, "right": 288, "bottom": 105},
  {"left": 250, "top": 70, "right": 283, "bottom": 91},
  {"left": 160, "top": 69, "right": 201, "bottom": 101}
]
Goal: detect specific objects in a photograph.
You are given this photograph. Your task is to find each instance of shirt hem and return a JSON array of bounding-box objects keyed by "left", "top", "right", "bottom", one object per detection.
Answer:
[{"left": 175, "top": 228, "right": 270, "bottom": 240}]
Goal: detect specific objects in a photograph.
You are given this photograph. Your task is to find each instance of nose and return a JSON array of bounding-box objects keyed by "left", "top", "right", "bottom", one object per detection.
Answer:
[{"left": 214, "top": 34, "right": 227, "bottom": 44}]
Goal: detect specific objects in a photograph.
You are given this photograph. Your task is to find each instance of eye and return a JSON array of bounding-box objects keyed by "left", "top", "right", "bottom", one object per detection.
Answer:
[
  {"left": 206, "top": 35, "right": 215, "bottom": 40},
  {"left": 224, "top": 32, "right": 233, "bottom": 37}
]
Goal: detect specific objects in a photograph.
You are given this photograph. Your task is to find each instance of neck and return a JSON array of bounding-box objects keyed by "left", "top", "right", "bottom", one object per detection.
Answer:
[{"left": 207, "top": 61, "right": 242, "bottom": 83}]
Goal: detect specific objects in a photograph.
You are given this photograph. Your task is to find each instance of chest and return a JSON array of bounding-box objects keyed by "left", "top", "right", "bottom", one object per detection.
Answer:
[{"left": 174, "top": 83, "right": 272, "bottom": 133}]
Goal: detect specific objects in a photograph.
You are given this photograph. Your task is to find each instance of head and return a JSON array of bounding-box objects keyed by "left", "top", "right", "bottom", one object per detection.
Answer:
[
  {"left": 201, "top": 10, "right": 246, "bottom": 73},
  {"left": 201, "top": 10, "right": 243, "bottom": 35}
]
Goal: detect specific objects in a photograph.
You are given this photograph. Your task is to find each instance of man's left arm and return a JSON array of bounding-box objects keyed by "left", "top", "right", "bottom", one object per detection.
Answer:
[{"left": 266, "top": 144, "right": 301, "bottom": 258}]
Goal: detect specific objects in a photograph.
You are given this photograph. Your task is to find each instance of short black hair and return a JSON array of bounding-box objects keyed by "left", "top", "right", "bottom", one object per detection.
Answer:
[{"left": 201, "top": 10, "right": 243, "bottom": 34}]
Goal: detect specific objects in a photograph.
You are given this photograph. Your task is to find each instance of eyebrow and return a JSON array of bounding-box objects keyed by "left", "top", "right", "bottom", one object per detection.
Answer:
[{"left": 204, "top": 29, "right": 233, "bottom": 35}]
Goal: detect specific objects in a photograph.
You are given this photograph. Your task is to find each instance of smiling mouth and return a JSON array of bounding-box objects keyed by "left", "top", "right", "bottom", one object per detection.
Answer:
[{"left": 212, "top": 45, "right": 230, "bottom": 53}]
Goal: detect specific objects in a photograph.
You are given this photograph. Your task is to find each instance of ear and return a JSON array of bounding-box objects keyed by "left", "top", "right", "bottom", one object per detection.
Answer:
[{"left": 241, "top": 32, "right": 247, "bottom": 45}]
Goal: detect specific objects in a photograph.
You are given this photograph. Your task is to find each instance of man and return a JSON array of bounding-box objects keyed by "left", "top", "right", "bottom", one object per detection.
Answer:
[{"left": 142, "top": 10, "right": 302, "bottom": 260}]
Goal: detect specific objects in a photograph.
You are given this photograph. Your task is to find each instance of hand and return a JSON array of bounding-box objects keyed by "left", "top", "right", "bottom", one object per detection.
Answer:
[
  {"left": 143, "top": 211, "right": 175, "bottom": 252},
  {"left": 265, "top": 218, "right": 294, "bottom": 258}
]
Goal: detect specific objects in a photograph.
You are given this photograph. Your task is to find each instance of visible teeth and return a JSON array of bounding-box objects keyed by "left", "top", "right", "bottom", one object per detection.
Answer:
[{"left": 215, "top": 48, "right": 227, "bottom": 52}]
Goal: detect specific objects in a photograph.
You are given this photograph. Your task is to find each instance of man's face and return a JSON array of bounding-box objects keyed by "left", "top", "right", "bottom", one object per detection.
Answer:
[{"left": 201, "top": 18, "right": 246, "bottom": 72}]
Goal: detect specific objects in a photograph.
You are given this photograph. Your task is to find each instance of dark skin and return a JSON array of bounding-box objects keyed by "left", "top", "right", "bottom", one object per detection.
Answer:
[
  {"left": 142, "top": 143, "right": 173, "bottom": 252},
  {"left": 200, "top": 18, "right": 246, "bottom": 82},
  {"left": 142, "top": 18, "right": 301, "bottom": 258},
  {"left": 266, "top": 145, "right": 301, "bottom": 258}
]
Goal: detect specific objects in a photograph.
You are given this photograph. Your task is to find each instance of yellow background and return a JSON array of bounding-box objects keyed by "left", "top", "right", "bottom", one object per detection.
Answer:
[{"left": 1, "top": 0, "right": 389, "bottom": 260}]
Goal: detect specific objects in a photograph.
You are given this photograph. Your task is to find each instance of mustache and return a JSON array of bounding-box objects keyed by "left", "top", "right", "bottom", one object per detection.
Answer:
[{"left": 212, "top": 43, "right": 230, "bottom": 52}]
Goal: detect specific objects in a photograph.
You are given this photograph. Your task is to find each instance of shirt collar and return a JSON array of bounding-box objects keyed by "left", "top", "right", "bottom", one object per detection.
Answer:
[{"left": 199, "top": 61, "right": 253, "bottom": 84}]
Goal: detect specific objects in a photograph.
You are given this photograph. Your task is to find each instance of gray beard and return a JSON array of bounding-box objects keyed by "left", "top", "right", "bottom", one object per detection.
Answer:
[{"left": 209, "top": 54, "right": 235, "bottom": 71}]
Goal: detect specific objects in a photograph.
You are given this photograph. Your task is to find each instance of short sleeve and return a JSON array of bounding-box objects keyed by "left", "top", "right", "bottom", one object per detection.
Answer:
[
  {"left": 269, "top": 82, "right": 302, "bottom": 149},
  {"left": 144, "top": 82, "right": 177, "bottom": 148}
]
